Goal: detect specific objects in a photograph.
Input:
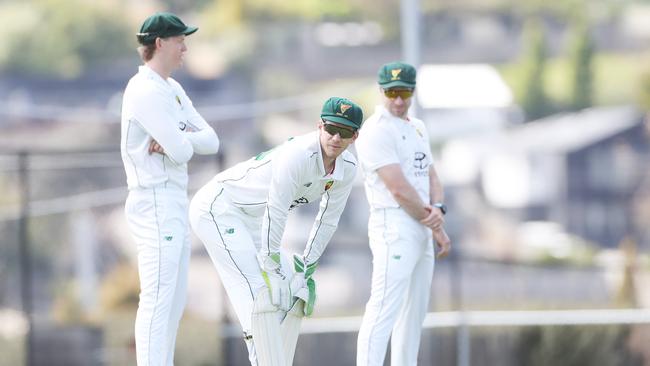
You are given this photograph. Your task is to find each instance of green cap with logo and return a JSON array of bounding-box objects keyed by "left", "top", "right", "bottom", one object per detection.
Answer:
[
  {"left": 137, "top": 12, "right": 198, "bottom": 45},
  {"left": 320, "top": 97, "right": 364, "bottom": 130},
  {"left": 377, "top": 61, "right": 417, "bottom": 89}
]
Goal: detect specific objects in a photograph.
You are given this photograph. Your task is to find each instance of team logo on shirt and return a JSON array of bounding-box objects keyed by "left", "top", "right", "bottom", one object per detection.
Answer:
[
  {"left": 391, "top": 69, "right": 402, "bottom": 80},
  {"left": 324, "top": 180, "right": 334, "bottom": 191},
  {"left": 178, "top": 121, "right": 187, "bottom": 131},
  {"left": 413, "top": 152, "right": 428, "bottom": 170}
]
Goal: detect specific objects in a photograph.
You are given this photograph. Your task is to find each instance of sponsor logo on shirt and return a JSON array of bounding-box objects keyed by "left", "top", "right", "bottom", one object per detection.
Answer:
[
  {"left": 290, "top": 197, "right": 309, "bottom": 210},
  {"left": 414, "top": 152, "right": 428, "bottom": 170}
]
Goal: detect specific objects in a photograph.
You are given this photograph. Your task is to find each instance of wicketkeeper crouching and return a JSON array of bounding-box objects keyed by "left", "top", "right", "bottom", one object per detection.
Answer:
[{"left": 189, "top": 97, "right": 364, "bottom": 365}]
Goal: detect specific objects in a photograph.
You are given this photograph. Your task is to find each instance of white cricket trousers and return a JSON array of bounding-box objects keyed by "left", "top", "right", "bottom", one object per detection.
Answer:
[
  {"left": 357, "top": 208, "right": 435, "bottom": 366},
  {"left": 189, "top": 184, "right": 292, "bottom": 366},
  {"left": 125, "top": 186, "right": 191, "bottom": 366}
]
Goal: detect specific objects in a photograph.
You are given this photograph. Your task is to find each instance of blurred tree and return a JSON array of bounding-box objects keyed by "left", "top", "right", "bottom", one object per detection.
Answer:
[
  {"left": 160, "top": 0, "right": 213, "bottom": 14},
  {"left": 99, "top": 263, "right": 139, "bottom": 312},
  {"left": 244, "top": 0, "right": 354, "bottom": 20},
  {"left": 519, "top": 17, "right": 552, "bottom": 121},
  {"left": 637, "top": 71, "right": 650, "bottom": 111},
  {"left": 0, "top": 0, "right": 131, "bottom": 78},
  {"left": 567, "top": 19, "right": 595, "bottom": 111},
  {"left": 615, "top": 237, "right": 638, "bottom": 307},
  {"left": 198, "top": 0, "right": 365, "bottom": 34},
  {"left": 52, "top": 281, "right": 87, "bottom": 324},
  {"left": 516, "top": 325, "right": 643, "bottom": 366}
]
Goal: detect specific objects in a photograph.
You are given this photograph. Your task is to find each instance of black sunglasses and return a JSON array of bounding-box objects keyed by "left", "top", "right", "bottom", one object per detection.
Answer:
[
  {"left": 321, "top": 120, "right": 356, "bottom": 139},
  {"left": 383, "top": 88, "right": 414, "bottom": 100}
]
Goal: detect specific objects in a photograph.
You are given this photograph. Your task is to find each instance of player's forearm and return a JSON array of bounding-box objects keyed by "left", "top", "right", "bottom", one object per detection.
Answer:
[
  {"left": 260, "top": 204, "right": 287, "bottom": 256},
  {"left": 303, "top": 221, "right": 336, "bottom": 264},
  {"left": 389, "top": 183, "right": 430, "bottom": 221},
  {"left": 186, "top": 128, "right": 220, "bottom": 154},
  {"left": 429, "top": 166, "right": 444, "bottom": 204},
  {"left": 377, "top": 164, "right": 429, "bottom": 221}
]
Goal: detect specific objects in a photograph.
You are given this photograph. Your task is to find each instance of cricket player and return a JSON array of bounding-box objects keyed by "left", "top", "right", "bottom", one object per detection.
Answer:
[
  {"left": 189, "top": 97, "right": 363, "bottom": 366},
  {"left": 355, "top": 62, "right": 451, "bottom": 366},
  {"left": 120, "top": 12, "right": 220, "bottom": 366}
]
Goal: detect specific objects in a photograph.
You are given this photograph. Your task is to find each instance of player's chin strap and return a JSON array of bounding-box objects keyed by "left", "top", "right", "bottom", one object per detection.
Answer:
[{"left": 290, "top": 254, "right": 318, "bottom": 316}]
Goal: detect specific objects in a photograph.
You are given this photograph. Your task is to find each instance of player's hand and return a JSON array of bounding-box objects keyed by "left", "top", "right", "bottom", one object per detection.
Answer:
[
  {"left": 289, "top": 255, "right": 317, "bottom": 316},
  {"left": 433, "top": 228, "right": 451, "bottom": 259},
  {"left": 257, "top": 252, "right": 291, "bottom": 311},
  {"left": 148, "top": 139, "right": 165, "bottom": 155},
  {"left": 420, "top": 205, "right": 444, "bottom": 230}
]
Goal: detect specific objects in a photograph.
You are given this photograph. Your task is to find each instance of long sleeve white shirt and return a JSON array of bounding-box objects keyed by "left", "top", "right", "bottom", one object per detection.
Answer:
[
  {"left": 121, "top": 65, "right": 219, "bottom": 190},
  {"left": 210, "top": 131, "right": 357, "bottom": 265}
]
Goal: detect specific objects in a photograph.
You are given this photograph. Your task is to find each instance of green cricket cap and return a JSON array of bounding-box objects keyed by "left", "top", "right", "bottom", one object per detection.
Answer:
[
  {"left": 320, "top": 97, "right": 364, "bottom": 130},
  {"left": 377, "top": 61, "right": 417, "bottom": 89},
  {"left": 137, "top": 12, "right": 198, "bottom": 45}
]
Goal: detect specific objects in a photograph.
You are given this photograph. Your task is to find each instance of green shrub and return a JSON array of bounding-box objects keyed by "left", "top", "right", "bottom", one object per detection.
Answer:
[{"left": 516, "top": 325, "right": 643, "bottom": 366}]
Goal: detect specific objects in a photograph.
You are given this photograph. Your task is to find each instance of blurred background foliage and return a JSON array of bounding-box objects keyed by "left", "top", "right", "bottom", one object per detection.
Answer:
[
  {"left": 0, "top": 0, "right": 131, "bottom": 79},
  {"left": 1, "top": 0, "right": 650, "bottom": 364},
  {"left": 516, "top": 325, "right": 643, "bottom": 366},
  {"left": 0, "top": 0, "right": 647, "bottom": 113}
]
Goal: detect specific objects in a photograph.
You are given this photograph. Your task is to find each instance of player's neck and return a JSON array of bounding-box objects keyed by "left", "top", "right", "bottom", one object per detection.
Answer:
[
  {"left": 391, "top": 112, "right": 410, "bottom": 121},
  {"left": 323, "top": 159, "right": 335, "bottom": 175},
  {"left": 146, "top": 59, "right": 173, "bottom": 80}
]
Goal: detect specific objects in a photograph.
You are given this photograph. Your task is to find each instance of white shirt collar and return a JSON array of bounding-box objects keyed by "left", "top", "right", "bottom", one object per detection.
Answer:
[
  {"left": 375, "top": 104, "right": 411, "bottom": 123},
  {"left": 139, "top": 65, "right": 170, "bottom": 87}
]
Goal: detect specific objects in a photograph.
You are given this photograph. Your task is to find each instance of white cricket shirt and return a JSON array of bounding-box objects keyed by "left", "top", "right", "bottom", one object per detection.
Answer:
[
  {"left": 209, "top": 131, "right": 357, "bottom": 264},
  {"left": 121, "top": 65, "right": 219, "bottom": 190},
  {"left": 355, "top": 105, "right": 433, "bottom": 209}
]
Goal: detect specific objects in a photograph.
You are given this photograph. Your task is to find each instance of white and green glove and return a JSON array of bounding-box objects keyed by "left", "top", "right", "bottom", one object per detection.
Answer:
[
  {"left": 290, "top": 254, "right": 318, "bottom": 316},
  {"left": 257, "top": 252, "right": 291, "bottom": 311}
]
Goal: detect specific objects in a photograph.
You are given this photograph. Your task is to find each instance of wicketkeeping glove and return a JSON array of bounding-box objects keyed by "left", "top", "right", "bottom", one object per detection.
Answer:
[
  {"left": 257, "top": 252, "right": 291, "bottom": 311},
  {"left": 289, "top": 254, "right": 318, "bottom": 316}
]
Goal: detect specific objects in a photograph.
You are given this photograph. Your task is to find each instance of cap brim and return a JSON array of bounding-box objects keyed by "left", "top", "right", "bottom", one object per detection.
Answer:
[
  {"left": 322, "top": 115, "right": 359, "bottom": 130},
  {"left": 182, "top": 26, "right": 198, "bottom": 36},
  {"left": 379, "top": 80, "right": 415, "bottom": 89}
]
